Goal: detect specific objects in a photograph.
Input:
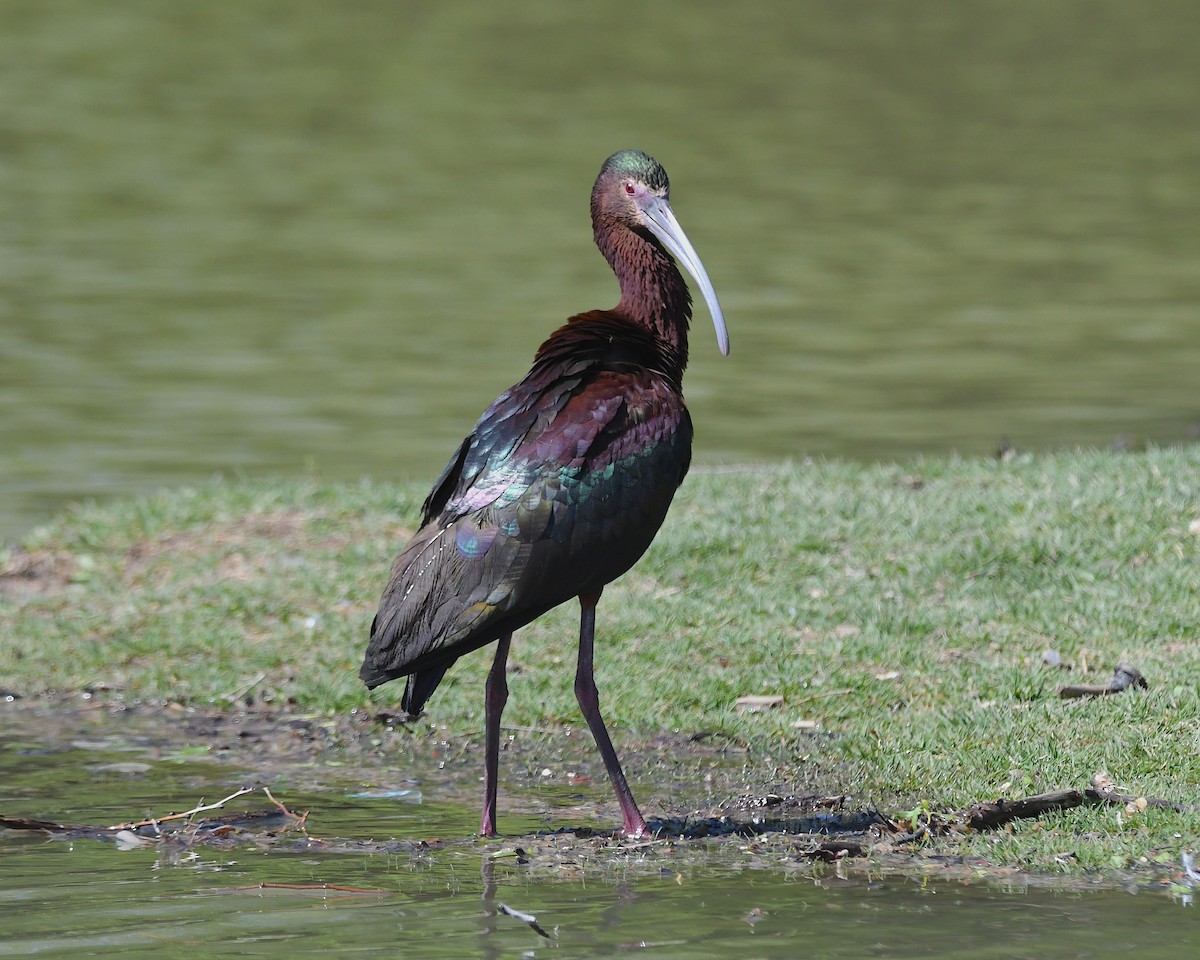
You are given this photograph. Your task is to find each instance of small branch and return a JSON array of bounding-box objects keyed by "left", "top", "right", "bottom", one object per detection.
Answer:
[
  {"left": 109, "top": 787, "right": 255, "bottom": 831},
  {"left": 964, "top": 790, "right": 1084, "bottom": 830},
  {"left": 1085, "top": 772, "right": 1193, "bottom": 813},
  {"left": 1059, "top": 663, "right": 1147, "bottom": 699},
  {"left": 263, "top": 785, "right": 310, "bottom": 831},
  {"left": 498, "top": 902, "right": 555, "bottom": 940},
  {"left": 795, "top": 838, "right": 864, "bottom": 861},
  {"left": 2, "top": 785, "right": 305, "bottom": 845},
  {"left": 1084, "top": 787, "right": 1192, "bottom": 813},
  {"left": 0, "top": 815, "right": 73, "bottom": 832}
]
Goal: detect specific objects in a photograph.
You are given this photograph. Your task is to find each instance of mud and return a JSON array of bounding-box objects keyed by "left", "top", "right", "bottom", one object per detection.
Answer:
[{"left": 0, "top": 697, "right": 1187, "bottom": 893}]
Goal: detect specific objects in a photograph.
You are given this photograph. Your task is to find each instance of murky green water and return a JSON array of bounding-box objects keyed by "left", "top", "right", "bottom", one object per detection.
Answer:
[
  {"left": 3, "top": 711, "right": 1198, "bottom": 959},
  {"left": 3, "top": 846, "right": 1195, "bottom": 960},
  {"left": 3, "top": 0, "right": 1199, "bottom": 540}
]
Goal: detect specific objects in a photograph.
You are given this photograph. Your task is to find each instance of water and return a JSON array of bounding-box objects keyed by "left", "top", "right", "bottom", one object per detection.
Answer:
[
  {"left": 3, "top": 0, "right": 1199, "bottom": 540},
  {"left": 2, "top": 849, "right": 1195, "bottom": 960},
  {"left": 2, "top": 711, "right": 1197, "bottom": 959}
]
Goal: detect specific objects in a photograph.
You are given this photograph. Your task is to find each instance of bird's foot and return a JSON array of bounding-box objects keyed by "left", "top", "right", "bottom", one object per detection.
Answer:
[{"left": 618, "top": 817, "right": 650, "bottom": 840}]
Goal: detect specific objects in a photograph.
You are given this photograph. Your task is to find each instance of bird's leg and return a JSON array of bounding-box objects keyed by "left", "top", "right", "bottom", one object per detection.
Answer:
[
  {"left": 574, "top": 591, "right": 649, "bottom": 838},
  {"left": 480, "top": 632, "right": 513, "bottom": 837}
]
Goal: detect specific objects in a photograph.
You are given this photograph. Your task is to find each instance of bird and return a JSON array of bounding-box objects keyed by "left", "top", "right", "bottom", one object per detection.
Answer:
[{"left": 359, "top": 149, "right": 729, "bottom": 838}]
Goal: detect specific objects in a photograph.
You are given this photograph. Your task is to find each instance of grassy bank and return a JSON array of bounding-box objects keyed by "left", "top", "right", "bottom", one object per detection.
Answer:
[{"left": 3, "top": 448, "right": 1199, "bottom": 876}]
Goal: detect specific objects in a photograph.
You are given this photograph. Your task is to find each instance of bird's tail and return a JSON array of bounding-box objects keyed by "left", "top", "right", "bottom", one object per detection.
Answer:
[
  {"left": 400, "top": 665, "right": 450, "bottom": 717},
  {"left": 357, "top": 658, "right": 449, "bottom": 720}
]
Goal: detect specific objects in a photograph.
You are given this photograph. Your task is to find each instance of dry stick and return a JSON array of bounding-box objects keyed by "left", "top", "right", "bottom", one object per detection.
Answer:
[
  {"left": 964, "top": 789, "right": 1085, "bottom": 830},
  {"left": 1085, "top": 785, "right": 1194, "bottom": 813},
  {"left": 498, "top": 903, "right": 555, "bottom": 940},
  {"left": 262, "top": 785, "right": 310, "bottom": 830},
  {"left": 795, "top": 839, "right": 864, "bottom": 861},
  {"left": 963, "top": 782, "right": 1191, "bottom": 831},
  {"left": 0, "top": 814, "right": 75, "bottom": 832},
  {"left": 1059, "top": 663, "right": 1147, "bottom": 699},
  {"left": 108, "top": 787, "right": 255, "bottom": 831},
  {"left": 1, "top": 786, "right": 310, "bottom": 842},
  {"left": 891, "top": 822, "right": 935, "bottom": 845}
]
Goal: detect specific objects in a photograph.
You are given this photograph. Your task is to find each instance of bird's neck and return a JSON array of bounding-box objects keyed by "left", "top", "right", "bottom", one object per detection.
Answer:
[{"left": 595, "top": 223, "right": 691, "bottom": 375}]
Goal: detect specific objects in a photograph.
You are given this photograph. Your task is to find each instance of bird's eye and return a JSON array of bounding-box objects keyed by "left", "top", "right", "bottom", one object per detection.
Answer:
[{"left": 624, "top": 181, "right": 636, "bottom": 196}]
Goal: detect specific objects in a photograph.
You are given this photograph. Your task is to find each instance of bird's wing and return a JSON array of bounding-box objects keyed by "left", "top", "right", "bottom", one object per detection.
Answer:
[{"left": 363, "top": 347, "right": 689, "bottom": 687}]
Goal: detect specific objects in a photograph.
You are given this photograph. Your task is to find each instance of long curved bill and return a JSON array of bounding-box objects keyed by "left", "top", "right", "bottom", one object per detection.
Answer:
[{"left": 640, "top": 196, "right": 730, "bottom": 356}]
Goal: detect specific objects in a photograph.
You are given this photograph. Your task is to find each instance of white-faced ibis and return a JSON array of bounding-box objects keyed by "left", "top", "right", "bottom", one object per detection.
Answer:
[{"left": 360, "top": 149, "right": 728, "bottom": 838}]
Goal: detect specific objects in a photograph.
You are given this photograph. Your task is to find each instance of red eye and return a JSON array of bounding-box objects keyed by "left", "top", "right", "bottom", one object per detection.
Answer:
[{"left": 624, "top": 181, "right": 636, "bottom": 195}]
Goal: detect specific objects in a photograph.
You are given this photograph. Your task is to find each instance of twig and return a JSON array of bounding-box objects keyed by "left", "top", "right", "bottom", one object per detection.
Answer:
[
  {"left": 795, "top": 839, "right": 864, "bottom": 861},
  {"left": 1085, "top": 773, "right": 1193, "bottom": 813},
  {"left": 263, "top": 785, "right": 310, "bottom": 831},
  {"left": 1085, "top": 787, "right": 1192, "bottom": 813},
  {"left": 498, "top": 902, "right": 555, "bottom": 940},
  {"left": 109, "top": 787, "right": 255, "bottom": 831},
  {"left": 1059, "top": 663, "right": 1147, "bottom": 699},
  {"left": 963, "top": 790, "right": 1084, "bottom": 830},
  {"left": 892, "top": 823, "right": 935, "bottom": 844}
]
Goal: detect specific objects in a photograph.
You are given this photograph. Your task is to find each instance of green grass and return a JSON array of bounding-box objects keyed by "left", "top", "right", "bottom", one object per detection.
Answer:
[{"left": 3, "top": 448, "right": 1199, "bottom": 876}]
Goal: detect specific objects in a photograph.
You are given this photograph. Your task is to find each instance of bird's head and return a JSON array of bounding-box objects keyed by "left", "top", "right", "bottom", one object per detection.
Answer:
[{"left": 593, "top": 149, "right": 729, "bottom": 356}]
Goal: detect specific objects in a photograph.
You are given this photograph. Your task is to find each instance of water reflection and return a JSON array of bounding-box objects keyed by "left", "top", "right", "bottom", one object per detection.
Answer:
[
  {"left": 4, "top": 839, "right": 1197, "bottom": 959},
  {"left": 3, "top": 0, "right": 1199, "bottom": 539},
  {"left": 2, "top": 709, "right": 1197, "bottom": 958}
]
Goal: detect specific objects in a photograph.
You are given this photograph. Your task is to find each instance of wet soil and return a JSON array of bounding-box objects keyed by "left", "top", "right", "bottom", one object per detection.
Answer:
[{"left": 0, "top": 697, "right": 1185, "bottom": 893}]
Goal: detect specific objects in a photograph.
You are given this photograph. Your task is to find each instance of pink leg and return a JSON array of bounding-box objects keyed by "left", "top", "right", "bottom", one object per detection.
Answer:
[
  {"left": 574, "top": 591, "right": 649, "bottom": 838},
  {"left": 480, "top": 632, "right": 512, "bottom": 837}
]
